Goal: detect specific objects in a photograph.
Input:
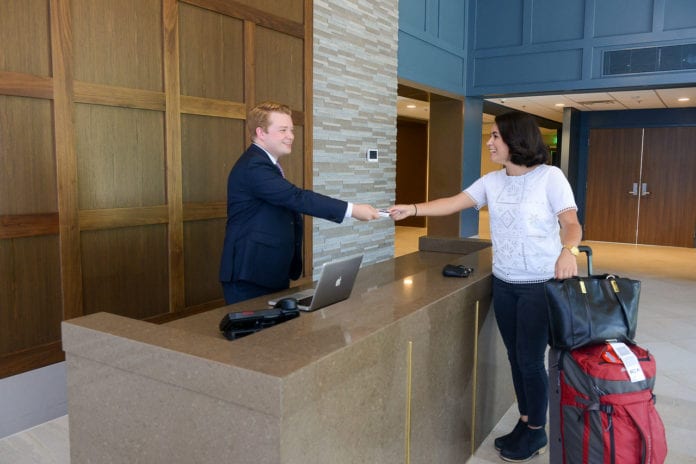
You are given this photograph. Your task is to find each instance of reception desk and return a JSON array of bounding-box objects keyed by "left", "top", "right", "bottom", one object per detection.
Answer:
[{"left": 62, "top": 238, "right": 513, "bottom": 463}]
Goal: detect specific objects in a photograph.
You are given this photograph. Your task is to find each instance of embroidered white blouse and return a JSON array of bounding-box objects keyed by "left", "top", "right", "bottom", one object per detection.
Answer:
[{"left": 465, "top": 164, "right": 578, "bottom": 283}]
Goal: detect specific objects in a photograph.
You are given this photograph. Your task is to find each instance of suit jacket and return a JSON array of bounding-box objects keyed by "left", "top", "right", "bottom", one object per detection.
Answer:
[{"left": 219, "top": 144, "right": 348, "bottom": 290}]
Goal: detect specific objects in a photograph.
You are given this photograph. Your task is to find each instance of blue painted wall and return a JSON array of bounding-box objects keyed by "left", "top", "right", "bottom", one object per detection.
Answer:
[
  {"left": 468, "top": 0, "right": 696, "bottom": 96},
  {"left": 461, "top": 97, "right": 484, "bottom": 237},
  {"left": 398, "top": 0, "right": 468, "bottom": 96},
  {"left": 398, "top": 0, "right": 696, "bottom": 236},
  {"left": 398, "top": 0, "right": 696, "bottom": 97}
]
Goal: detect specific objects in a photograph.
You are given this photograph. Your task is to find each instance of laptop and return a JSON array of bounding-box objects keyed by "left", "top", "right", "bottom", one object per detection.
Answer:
[{"left": 268, "top": 254, "right": 363, "bottom": 311}]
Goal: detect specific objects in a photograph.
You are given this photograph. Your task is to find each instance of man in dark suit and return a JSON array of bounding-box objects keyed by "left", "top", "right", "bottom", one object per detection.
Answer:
[{"left": 219, "top": 101, "right": 379, "bottom": 304}]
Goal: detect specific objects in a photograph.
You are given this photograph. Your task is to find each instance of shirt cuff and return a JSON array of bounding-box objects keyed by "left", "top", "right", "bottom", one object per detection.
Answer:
[{"left": 345, "top": 202, "right": 353, "bottom": 218}]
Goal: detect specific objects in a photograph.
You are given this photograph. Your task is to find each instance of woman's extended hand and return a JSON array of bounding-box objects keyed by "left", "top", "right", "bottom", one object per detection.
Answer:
[{"left": 388, "top": 204, "right": 416, "bottom": 221}]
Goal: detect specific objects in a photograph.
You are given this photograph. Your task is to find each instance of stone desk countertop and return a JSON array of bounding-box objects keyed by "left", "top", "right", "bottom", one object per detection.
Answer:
[
  {"left": 64, "top": 247, "right": 492, "bottom": 371},
  {"left": 62, "top": 246, "right": 493, "bottom": 417},
  {"left": 166, "top": 246, "right": 493, "bottom": 372},
  {"left": 60, "top": 243, "right": 505, "bottom": 464}
]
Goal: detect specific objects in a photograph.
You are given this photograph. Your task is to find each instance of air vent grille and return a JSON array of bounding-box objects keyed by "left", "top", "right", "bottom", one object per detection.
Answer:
[
  {"left": 576, "top": 100, "right": 616, "bottom": 105},
  {"left": 603, "top": 44, "right": 696, "bottom": 76}
]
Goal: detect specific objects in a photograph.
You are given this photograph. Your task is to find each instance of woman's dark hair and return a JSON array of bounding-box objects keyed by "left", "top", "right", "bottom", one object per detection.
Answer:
[{"left": 494, "top": 111, "right": 549, "bottom": 167}]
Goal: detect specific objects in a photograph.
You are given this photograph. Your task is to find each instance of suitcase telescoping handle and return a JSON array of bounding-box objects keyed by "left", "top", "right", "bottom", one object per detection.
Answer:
[{"left": 577, "top": 245, "right": 593, "bottom": 276}]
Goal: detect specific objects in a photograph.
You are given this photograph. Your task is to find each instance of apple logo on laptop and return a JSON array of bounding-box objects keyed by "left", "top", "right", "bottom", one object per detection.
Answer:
[{"left": 335, "top": 276, "right": 342, "bottom": 287}]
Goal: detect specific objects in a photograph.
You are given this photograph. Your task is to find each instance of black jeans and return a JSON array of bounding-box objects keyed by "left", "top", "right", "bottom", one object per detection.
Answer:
[{"left": 493, "top": 276, "right": 550, "bottom": 427}]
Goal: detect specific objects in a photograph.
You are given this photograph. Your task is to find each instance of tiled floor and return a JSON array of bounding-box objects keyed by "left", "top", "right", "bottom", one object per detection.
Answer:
[
  {"left": 1, "top": 227, "right": 695, "bottom": 464},
  {"left": 0, "top": 415, "right": 69, "bottom": 464}
]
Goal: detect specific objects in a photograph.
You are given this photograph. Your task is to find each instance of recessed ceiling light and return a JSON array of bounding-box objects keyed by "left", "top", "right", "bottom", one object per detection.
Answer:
[
  {"left": 406, "top": 104, "right": 417, "bottom": 108},
  {"left": 678, "top": 97, "right": 690, "bottom": 102},
  {"left": 554, "top": 103, "right": 565, "bottom": 107}
]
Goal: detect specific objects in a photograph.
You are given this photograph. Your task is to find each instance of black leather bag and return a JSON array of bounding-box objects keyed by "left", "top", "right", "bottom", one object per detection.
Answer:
[
  {"left": 219, "top": 303, "right": 299, "bottom": 340},
  {"left": 544, "top": 246, "right": 641, "bottom": 350}
]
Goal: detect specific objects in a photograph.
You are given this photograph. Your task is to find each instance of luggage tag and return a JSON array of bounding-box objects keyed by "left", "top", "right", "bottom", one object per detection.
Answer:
[
  {"left": 600, "top": 345, "right": 623, "bottom": 364},
  {"left": 607, "top": 342, "right": 646, "bottom": 382}
]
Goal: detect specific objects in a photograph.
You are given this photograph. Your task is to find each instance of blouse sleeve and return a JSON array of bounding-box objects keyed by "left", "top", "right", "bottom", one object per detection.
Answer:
[
  {"left": 547, "top": 167, "right": 578, "bottom": 215},
  {"left": 464, "top": 174, "right": 489, "bottom": 210}
]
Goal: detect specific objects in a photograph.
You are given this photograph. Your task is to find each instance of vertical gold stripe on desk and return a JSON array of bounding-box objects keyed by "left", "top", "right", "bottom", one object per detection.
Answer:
[
  {"left": 471, "top": 301, "right": 480, "bottom": 456},
  {"left": 405, "top": 340, "right": 413, "bottom": 464}
]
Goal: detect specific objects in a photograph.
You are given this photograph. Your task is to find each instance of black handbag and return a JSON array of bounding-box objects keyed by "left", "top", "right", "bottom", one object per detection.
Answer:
[
  {"left": 219, "top": 299, "right": 300, "bottom": 341},
  {"left": 544, "top": 246, "right": 641, "bottom": 350}
]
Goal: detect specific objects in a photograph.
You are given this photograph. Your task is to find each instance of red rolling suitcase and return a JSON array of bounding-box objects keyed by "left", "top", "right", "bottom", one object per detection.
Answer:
[{"left": 555, "top": 343, "right": 667, "bottom": 464}]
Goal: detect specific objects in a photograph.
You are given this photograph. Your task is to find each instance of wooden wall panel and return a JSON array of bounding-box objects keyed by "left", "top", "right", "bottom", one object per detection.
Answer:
[
  {"left": 179, "top": 3, "right": 244, "bottom": 101},
  {"left": 0, "top": 236, "right": 62, "bottom": 354},
  {"left": 81, "top": 226, "right": 169, "bottom": 319},
  {"left": 0, "top": 96, "right": 56, "bottom": 215},
  {"left": 182, "top": 0, "right": 304, "bottom": 36},
  {"left": 255, "top": 27, "right": 304, "bottom": 111},
  {"left": 75, "top": 104, "right": 166, "bottom": 209},
  {"left": 0, "top": 0, "right": 312, "bottom": 378},
  {"left": 0, "top": 0, "right": 51, "bottom": 76},
  {"left": 181, "top": 114, "right": 244, "bottom": 203},
  {"left": 72, "top": 0, "right": 163, "bottom": 90},
  {"left": 184, "top": 219, "right": 225, "bottom": 306},
  {"left": 163, "top": 0, "right": 186, "bottom": 313},
  {"left": 230, "top": 0, "right": 304, "bottom": 24},
  {"left": 50, "top": 0, "right": 83, "bottom": 326}
]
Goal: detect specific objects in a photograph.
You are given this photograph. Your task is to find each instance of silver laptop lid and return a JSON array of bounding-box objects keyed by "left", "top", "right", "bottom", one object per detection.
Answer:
[
  {"left": 268, "top": 254, "right": 363, "bottom": 311},
  {"left": 305, "top": 254, "right": 363, "bottom": 311}
]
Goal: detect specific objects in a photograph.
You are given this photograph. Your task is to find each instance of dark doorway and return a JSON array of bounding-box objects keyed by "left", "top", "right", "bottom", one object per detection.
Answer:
[{"left": 396, "top": 118, "right": 427, "bottom": 227}]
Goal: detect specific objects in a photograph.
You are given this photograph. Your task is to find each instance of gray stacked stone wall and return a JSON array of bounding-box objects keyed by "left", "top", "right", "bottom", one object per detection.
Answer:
[{"left": 312, "top": 0, "right": 398, "bottom": 272}]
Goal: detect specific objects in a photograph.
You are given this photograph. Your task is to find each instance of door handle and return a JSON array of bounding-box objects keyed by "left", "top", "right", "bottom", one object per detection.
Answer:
[
  {"left": 628, "top": 183, "right": 638, "bottom": 196},
  {"left": 641, "top": 183, "right": 650, "bottom": 196}
]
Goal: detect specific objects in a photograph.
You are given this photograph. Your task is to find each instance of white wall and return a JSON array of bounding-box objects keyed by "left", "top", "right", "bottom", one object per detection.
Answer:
[{"left": 0, "top": 363, "right": 67, "bottom": 439}]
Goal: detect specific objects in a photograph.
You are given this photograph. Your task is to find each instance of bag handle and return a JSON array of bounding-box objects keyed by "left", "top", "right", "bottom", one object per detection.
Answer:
[
  {"left": 606, "top": 276, "right": 636, "bottom": 344},
  {"left": 578, "top": 245, "right": 593, "bottom": 275}
]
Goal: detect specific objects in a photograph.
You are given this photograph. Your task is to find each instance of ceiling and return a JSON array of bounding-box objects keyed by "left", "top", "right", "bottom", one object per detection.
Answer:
[{"left": 397, "top": 87, "right": 696, "bottom": 123}]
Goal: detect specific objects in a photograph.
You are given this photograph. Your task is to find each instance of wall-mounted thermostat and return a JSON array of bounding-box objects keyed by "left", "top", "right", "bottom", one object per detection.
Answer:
[{"left": 366, "top": 149, "right": 378, "bottom": 162}]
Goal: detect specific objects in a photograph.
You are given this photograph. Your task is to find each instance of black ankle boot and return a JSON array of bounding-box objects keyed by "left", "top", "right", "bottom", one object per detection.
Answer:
[
  {"left": 500, "top": 426, "right": 547, "bottom": 462},
  {"left": 493, "top": 419, "right": 526, "bottom": 451}
]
